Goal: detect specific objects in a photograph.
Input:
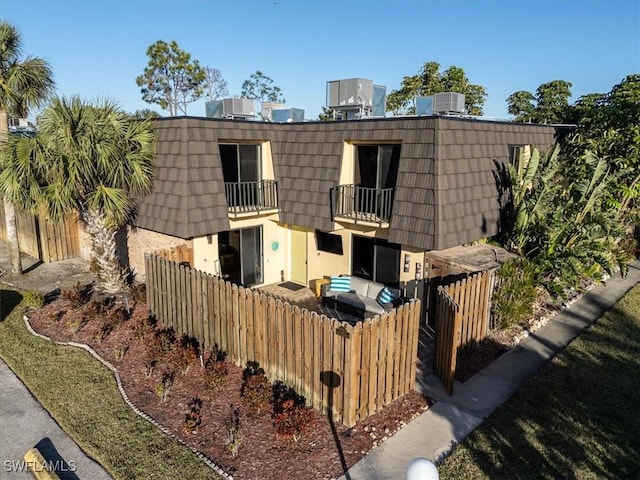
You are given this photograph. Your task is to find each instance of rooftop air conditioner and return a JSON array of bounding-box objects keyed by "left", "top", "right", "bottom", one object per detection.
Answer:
[{"left": 433, "top": 92, "right": 465, "bottom": 114}]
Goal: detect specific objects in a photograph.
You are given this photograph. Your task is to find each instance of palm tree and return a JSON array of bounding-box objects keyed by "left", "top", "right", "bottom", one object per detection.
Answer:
[
  {"left": 13, "top": 96, "right": 156, "bottom": 293},
  {"left": 0, "top": 21, "right": 54, "bottom": 273}
]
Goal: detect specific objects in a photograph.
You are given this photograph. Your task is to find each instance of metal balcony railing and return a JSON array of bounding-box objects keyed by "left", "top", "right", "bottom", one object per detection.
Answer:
[
  {"left": 224, "top": 180, "right": 278, "bottom": 216},
  {"left": 331, "top": 184, "right": 394, "bottom": 225}
]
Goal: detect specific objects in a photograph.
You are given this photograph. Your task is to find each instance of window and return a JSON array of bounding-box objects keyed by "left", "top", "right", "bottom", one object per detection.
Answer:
[
  {"left": 351, "top": 235, "right": 400, "bottom": 287},
  {"left": 356, "top": 144, "right": 401, "bottom": 190},
  {"left": 508, "top": 144, "right": 531, "bottom": 177},
  {"left": 220, "top": 143, "right": 261, "bottom": 183},
  {"left": 315, "top": 230, "right": 343, "bottom": 255}
]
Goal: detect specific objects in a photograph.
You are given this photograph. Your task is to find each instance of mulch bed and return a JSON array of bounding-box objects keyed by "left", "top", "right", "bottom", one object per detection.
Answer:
[{"left": 27, "top": 291, "right": 430, "bottom": 480}]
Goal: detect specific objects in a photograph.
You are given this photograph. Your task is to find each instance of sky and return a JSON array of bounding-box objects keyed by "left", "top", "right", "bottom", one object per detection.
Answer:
[{"left": 2, "top": 0, "right": 639, "bottom": 121}]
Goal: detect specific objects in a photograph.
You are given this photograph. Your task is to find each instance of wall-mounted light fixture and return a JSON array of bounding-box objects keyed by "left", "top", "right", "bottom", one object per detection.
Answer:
[
  {"left": 404, "top": 254, "right": 411, "bottom": 273},
  {"left": 207, "top": 234, "right": 212, "bottom": 245},
  {"left": 415, "top": 262, "right": 422, "bottom": 280}
]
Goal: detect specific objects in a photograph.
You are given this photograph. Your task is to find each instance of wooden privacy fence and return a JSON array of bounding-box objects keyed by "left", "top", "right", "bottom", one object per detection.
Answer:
[
  {"left": 433, "top": 270, "right": 494, "bottom": 394},
  {"left": 152, "top": 244, "right": 193, "bottom": 266},
  {"left": 0, "top": 206, "right": 79, "bottom": 262},
  {"left": 145, "top": 254, "right": 421, "bottom": 427}
]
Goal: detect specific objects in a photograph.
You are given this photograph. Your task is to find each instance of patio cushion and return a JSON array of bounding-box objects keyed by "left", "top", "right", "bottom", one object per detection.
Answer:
[
  {"left": 350, "top": 276, "right": 370, "bottom": 296},
  {"left": 329, "top": 275, "right": 351, "bottom": 292},
  {"left": 376, "top": 286, "right": 399, "bottom": 307}
]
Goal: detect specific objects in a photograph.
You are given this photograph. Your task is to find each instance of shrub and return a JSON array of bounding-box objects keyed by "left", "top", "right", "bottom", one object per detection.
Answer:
[
  {"left": 155, "top": 370, "right": 174, "bottom": 403},
  {"left": 83, "top": 298, "right": 109, "bottom": 318},
  {"left": 492, "top": 257, "right": 538, "bottom": 329},
  {"left": 62, "top": 283, "right": 92, "bottom": 308},
  {"left": 168, "top": 335, "right": 199, "bottom": 376},
  {"left": 22, "top": 290, "right": 44, "bottom": 309},
  {"left": 241, "top": 368, "right": 272, "bottom": 417},
  {"left": 273, "top": 398, "right": 315, "bottom": 442},
  {"left": 48, "top": 310, "right": 66, "bottom": 323},
  {"left": 92, "top": 323, "right": 112, "bottom": 344},
  {"left": 143, "top": 329, "right": 173, "bottom": 377},
  {"left": 113, "top": 342, "right": 129, "bottom": 362},
  {"left": 204, "top": 346, "right": 229, "bottom": 392},
  {"left": 104, "top": 306, "right": 128, "bottom": 330},
  {"left": 183, "top": 397, "right": 203, "bottom": 435},
  {"left": 129, "top": 314, "right": 156, "bottom": 339},
  {"left": 225, "top": 406, "right": 242, "bottom": 458},
  {"left": 130, "top": 282, "right": 147, "bottom": 304}
]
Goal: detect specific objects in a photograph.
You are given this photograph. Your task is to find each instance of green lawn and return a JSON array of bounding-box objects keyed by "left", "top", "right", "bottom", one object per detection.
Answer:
[
  {"left": 439, "top": 284, "right": 640, "bottom": 480},
  {"left": 0, "top": 289, "right": 220, "bottom": 480}
]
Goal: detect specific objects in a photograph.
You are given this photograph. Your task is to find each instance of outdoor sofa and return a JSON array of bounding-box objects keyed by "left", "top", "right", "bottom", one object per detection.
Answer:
[{"left": 321, "top": 275, "right": 403, "bottom": 317}]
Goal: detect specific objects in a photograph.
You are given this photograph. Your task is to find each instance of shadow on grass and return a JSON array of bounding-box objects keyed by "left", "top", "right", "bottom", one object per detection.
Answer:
[
  {"left": 438, "top": 293, "right": 640, "bottom": 480},
  {"left": 0, "top": 290, "right": 23, "bottom": 322}
]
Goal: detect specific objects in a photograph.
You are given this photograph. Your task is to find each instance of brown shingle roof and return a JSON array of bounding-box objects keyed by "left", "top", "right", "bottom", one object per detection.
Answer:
[{"left": 135, "top": 116, "right": 560, "bottom": 251}]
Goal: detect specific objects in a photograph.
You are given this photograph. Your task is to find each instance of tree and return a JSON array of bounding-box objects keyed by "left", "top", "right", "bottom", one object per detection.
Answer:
[
  {"left": 500, "top": 146, "right": 629, "bottom": 296},
  {"left": 386, "top": 61, "right": 487, "bottom": 115},
  {"left": 563, "top": 74, "right": 640, "bottom": 228},
  {"left": 506, "top": 91, "right": 535, "bottom": 121},
  {"left": 0, "top": 21, "right": 54, "bottom": 274},
  {"left": 241, "top": 71, "right": 285, "bottom": 103},
  {"left": 506, "top": 80, "right": 572, "bottom": 123},
  {"left": 2, "top": 97, "right": 156, "bottom": 293},
  {"left": 136, "top": 40, "right": 206, "bottom": 116},
  {"left": 204, "top": 66, "right": 229, "bottom": 101},
  {"left": 129, "top": 109, "right": 161, "bottom": 120},
  {"left": 317, "top": 106, "right": 335, "bottom": 121}
]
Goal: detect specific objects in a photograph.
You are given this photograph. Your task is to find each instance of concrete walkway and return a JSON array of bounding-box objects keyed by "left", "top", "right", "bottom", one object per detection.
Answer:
[
  {"left": 0, "top": 248, "right": 110, "bottom": 479},
  {"left": 0, "top": 359, "right": 112, "bottom": 480},
  {"left": 343, "top": 260, "right": 640, "bottom": 480}
]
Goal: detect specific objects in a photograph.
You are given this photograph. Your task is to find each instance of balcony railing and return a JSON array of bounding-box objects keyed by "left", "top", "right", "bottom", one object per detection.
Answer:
[
  {"left": 225, "top": 180, "right": 278, "bottom": 216},
  {"left": 331, "top": 184, "right": 394, "bottom": 225}
]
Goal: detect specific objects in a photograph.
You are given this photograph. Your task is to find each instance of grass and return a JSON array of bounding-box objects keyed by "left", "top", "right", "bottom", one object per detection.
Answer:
[
  {"left": 0, "top": 288, "right": 221, "bottom": 480},
  {"left": 438, "top": 283, "right": 640, "bottom": 480}
]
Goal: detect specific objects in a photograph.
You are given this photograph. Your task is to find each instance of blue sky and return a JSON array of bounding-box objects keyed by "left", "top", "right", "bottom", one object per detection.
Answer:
[{"left": 2, "top": 0, "right": 639, "bottom": 120}]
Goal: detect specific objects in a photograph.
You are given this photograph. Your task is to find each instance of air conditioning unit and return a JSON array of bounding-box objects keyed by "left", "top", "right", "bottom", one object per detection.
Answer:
[
  {"left": 205, "top": 98, "right": 256, "bottom": 119},
  {"left": 433, "top": 92, "right": 465, "bottom": 114},
  {"left": 416, "top": 96, "right": 434, "bottom": 116},
  {"left": 272, "top": 108, "right": 305, "bottom": 123},
  {"left": 326, "top": 78, "right": 374, "bottom": 108}
]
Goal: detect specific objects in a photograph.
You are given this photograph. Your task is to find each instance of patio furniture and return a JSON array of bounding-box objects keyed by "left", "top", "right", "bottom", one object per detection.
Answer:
[{"left": 321, "top": 275, "right": 403, "bottom": 317}]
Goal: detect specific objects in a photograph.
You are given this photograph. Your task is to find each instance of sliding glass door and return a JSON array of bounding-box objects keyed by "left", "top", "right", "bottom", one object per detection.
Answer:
[{"left": 218, "top": 226, "right": 263, "bottom": 287}]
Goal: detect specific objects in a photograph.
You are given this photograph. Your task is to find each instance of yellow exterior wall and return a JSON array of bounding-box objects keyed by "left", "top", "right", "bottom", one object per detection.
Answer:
[
  {"left": 338, "top": 142, "right": 356, "bottom": 185},
  {"left": 193, "top": 214, "right": 286, "bottom": 286},
  {"left": 306, "top": 223, "right": 426, "bottom": 285}
]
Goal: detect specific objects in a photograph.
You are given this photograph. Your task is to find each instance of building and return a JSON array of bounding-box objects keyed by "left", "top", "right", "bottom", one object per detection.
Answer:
[{"left": 126, "top": 115, "right": 562, "bottom": 293}]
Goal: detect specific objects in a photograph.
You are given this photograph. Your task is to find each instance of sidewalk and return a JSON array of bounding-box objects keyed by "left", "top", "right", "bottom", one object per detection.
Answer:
[
  {"left": 0, "top": 359, "right": 112, "bottom": 480},
  {"left": 0, "top": 248, "right": 110, "bottom": 479},
  {"left": 342, "top": 260, "right": 640, "bottom": 480}
]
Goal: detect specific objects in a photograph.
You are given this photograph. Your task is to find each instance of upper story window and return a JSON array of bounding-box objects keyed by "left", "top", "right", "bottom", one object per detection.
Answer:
[
  {"left": 220, "top": 143, "right": 261, "bottom": 183},
  {"left": 508, "top": 144, "right": 531, "bottom": 177},
  {"left": 356, "top": 144, "right": 401, "bottom": 190},
  {"left": 219, "top": 143, "right": 278, "bottom": 215}
]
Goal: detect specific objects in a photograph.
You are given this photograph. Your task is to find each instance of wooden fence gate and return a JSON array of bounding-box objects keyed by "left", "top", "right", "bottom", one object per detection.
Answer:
[
  {"left": 433, "top": 270, "right": 494, "bottom": 394},
  {"left": 0, "top": 205, "right": 80, "bottom": 262}
]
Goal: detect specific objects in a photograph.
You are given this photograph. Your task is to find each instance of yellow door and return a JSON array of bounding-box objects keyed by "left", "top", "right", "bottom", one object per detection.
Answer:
[{"left": 290, "top": 228, "right": 307, "bottom": 285}]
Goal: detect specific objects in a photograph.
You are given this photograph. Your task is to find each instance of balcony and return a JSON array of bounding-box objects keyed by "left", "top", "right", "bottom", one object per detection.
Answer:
[
  {"left": 331, "top": 184, "right": 394, "bottom": 226},
  {"left": 225, "top": 180, "right": 279, "bottom": 217}
]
